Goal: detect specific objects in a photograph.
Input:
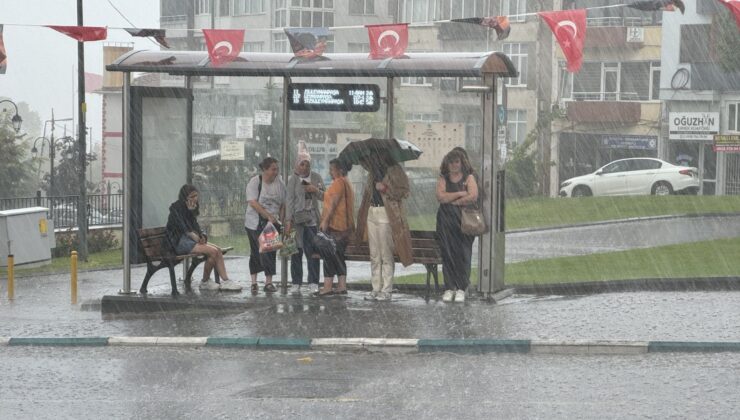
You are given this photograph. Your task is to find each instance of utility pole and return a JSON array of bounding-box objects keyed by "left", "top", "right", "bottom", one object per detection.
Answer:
[{"left": 77, "top": 0, "right": 88, "bottom": 261}]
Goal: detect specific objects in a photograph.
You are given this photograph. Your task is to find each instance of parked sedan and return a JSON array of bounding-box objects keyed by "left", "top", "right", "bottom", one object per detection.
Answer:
[{"left": 559, "top": 158, "right": 700, "bottom": 197}]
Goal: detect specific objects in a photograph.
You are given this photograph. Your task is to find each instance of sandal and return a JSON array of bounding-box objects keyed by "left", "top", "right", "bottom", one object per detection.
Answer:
[
  {"left": 312, "top": 289, "right": 334, "bottom": 297},
  {"left": 264, "top": 283, "right": 277, "bottom": 293},
  {"left": 250, "top": 283, "right": 258, "bottom": 294}
]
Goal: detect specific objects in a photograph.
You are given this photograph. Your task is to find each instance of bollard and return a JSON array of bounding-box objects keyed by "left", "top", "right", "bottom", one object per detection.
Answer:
[
  {"left": 71, "top": 251, "right": 78, "bottom": 305},
  {"left": 7, "top": 254, "right": 14, "bottom": 300}
]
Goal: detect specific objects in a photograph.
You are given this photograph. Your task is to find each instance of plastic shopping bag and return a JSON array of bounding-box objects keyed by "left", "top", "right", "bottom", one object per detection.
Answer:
[
  {"left": 278, "top": 230, "right": 299, "bottom": 258},
  {"left": 258, "top": 221, "right": 283, "bottom": 253}
]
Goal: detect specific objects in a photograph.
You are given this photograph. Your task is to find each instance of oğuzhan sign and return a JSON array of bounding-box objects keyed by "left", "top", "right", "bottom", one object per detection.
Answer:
[{"left": 669, "top": 112, "right": 719, "bottom": 141}]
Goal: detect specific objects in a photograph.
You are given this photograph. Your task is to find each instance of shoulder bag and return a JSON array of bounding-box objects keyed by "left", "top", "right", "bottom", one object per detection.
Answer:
[{"left": 460, "top": 174, "right": 488, "bottom": 236}]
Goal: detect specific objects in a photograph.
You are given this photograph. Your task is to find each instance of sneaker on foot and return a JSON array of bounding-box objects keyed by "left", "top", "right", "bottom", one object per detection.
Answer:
[
  {"left": 455, "top": 289, "right": 466, "bottom": 302},
  {"left": 309, "top": 284, "right": 319, "bottom": 293},
  {"left": 364, "top": 291, "right": 378, "bottom": 301},
  {"left": 377, "top": 292, "right": 392, "bottom": 301},
  {"left": 199, "top": 280, "right": 220, "bottom": 291},
  {"left": 219, "top": 279, "right": 243, "bottom": 291},
  {"left": 442, "top": 289, "right": 455, "bottom": 302}
]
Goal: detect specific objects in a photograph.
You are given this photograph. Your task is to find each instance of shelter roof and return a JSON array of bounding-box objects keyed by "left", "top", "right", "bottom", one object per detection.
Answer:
[{"left": 106, "top": 51, "right": 518, "bottom": 78}]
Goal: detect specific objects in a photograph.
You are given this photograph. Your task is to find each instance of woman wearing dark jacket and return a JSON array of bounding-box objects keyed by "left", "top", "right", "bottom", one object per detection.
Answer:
[{"left": 166, "top": 184, "right": 241, "bottom": 291}]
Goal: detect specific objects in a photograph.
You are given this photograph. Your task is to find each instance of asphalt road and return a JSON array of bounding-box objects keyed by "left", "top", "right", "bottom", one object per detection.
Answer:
[{"left": 1, "top": 346, "right": 738, "bottom": 419}]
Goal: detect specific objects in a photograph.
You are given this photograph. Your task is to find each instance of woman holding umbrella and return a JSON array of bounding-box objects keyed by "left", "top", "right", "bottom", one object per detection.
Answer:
[{"left": 348, "top": 142, "right": 414, "bottom": 302}]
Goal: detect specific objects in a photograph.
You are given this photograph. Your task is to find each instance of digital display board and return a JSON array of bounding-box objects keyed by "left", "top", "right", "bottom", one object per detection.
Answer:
[{"left": 287, "top": 83, "right": 380, "bottom": 112}]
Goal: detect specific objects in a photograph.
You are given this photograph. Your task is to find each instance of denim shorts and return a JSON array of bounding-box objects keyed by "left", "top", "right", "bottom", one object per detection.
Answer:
[{"left": 175, "top": 234, "right": 197, "bottom": 255}]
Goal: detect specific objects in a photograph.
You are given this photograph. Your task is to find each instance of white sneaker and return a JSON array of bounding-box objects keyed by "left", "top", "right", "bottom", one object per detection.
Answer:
[
  {"left": 199, "top": 280, "right": 220, "bottom": 291},
  {"left": 219, "top": 279, "right": 243, "bottom": 291},
  {"left": 309, "top": 284, "right": 319, "bottom": 293},
  {"left": 364, "top": 291, "right": 378, "bottom": 301},
  {"left": 455, "top": 289, "right": 466, "bottom": 303},
  {"left": 442, "top": 290, "right": 455, "bottom": 302},
  {"left": 377, "top": 292, "right": 391, "bottom": 301}
]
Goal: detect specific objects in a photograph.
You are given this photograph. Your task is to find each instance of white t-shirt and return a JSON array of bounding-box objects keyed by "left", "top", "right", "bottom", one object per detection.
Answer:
[{"left": 244, "top": 175, "right": 286, "bottom": 230}]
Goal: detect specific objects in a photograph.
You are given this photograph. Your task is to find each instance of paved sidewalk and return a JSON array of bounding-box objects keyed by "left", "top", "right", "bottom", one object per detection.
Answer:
[{"left": 2, "top": 260, "right": 740, "bottom": 345}]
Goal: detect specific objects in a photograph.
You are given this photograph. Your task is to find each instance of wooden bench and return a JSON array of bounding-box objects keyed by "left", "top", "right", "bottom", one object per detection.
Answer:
[
  {"left": 138, "top": 227, "right": 233, "bottom": 296},
  {"left": 344, "top": 230, "right": 443, "bottom": 292}
]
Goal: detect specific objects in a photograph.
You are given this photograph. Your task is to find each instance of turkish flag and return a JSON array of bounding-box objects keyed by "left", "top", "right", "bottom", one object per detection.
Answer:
[
  {"left": 47, "top": 25, "right": 107, "bottom": 42},
  {"left": 366, "top": 23, "right": 409, "bottom": 59},
  {"left": 538, "top": 9, "right": 587, "bottom": 73},
  {"left": 0, "top": 25, "right": 7, "bottom": 74},
  {"left": 203, "top": 29, "right": 244, "bottom": 66},
  {"left": 718, "top": 0, "right": 740, "bottom": 29}
]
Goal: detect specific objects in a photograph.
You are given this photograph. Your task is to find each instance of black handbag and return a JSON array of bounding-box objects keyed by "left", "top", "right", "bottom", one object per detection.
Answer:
[{"left": 312, "top": 231, "right": 336, "bottom": 257}]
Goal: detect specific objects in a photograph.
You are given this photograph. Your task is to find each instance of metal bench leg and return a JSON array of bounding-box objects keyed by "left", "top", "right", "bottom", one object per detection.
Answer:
[
  {"left": 185, "top": 257, "right": 201, "bottom": 293},
  {"left": 167, "top": 261, "right": 179, "bottom": 297},
  {"left": 139, "top": 261, "right": 157, "bottom": 295},
  {"left": 432, "top": 265, "right": 440, "bottom": 292}
]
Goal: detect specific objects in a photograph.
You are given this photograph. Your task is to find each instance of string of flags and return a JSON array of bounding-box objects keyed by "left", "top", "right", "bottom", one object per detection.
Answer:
[{"left": 0, "top": 0, "right": 737, "bottom": 75}]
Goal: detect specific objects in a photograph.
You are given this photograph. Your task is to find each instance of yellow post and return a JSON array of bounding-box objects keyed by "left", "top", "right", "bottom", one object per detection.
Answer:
[
  {"left": 7, "top": 254, "right": 14, "bottom": 300},
  {"left": 71, "top": 251, "right": 78, "bottom": 305}
]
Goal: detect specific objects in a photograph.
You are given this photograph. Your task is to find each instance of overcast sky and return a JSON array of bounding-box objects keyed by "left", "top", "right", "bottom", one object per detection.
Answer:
[{"left": 0, "top": 0, "right": 159, "bottom": 144}]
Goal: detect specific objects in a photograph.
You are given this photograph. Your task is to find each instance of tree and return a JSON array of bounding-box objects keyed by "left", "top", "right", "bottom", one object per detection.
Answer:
[
  {"left": 41, "top": 139, "right": 96, "bottom": 196},
  {"left": 715, "top": 10, "right": 740, "bottom": 73},
  {"left": 0, "top": 112, "right": 37, "bottom": 198}
]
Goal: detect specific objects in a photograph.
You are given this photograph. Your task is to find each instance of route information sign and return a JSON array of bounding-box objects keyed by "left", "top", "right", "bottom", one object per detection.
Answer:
[{"left": 288, "top": 83, "right": 380, "bottom": 112}]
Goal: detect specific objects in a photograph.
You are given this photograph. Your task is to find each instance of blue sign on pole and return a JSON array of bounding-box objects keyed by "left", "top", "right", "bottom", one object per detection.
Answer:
[
  {"left": 497, "top": 106, "right": 506, "bottom": 124},
  {"left": 601, "top": 134, "right": 657, "bottom": 150}
]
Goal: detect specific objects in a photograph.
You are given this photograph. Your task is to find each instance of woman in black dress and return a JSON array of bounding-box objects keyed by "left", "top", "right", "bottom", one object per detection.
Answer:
[{"left": 435, "top": 148, "right": 479, "bottom": 303}]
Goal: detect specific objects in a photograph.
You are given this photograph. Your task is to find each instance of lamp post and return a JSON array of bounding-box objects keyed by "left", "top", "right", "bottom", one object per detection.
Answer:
[{"left": 0, "top": 99, "right": 23, "bottom": 132}]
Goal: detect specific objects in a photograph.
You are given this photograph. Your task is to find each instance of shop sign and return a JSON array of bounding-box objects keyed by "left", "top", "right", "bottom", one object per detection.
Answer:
[
  {"left": 713, "top": 134, "right": 740, "bottom": 152},
  {"left": 669, "top": 112, "right": 720, "bottom": 140},
  {"left": 600, "top": 134, "right": 657, "bottom": 150}
]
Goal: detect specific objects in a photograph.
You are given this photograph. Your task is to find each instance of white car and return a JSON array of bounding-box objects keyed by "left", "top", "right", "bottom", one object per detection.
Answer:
[{"left": 559, "top": 158, "right": 700, "bottom": 197}]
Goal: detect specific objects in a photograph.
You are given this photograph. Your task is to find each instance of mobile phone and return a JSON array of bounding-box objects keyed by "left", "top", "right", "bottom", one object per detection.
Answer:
[{"left": 301, "top": 180, "right": 310, "bottom": 185}]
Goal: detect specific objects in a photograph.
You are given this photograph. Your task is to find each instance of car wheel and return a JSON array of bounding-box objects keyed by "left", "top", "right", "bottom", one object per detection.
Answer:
[
  {"left": 652, "top": 181, "right": 673, "bottom": 196},
  {"left": 572, "top": 186, "right": 592, "bottom": 197}
]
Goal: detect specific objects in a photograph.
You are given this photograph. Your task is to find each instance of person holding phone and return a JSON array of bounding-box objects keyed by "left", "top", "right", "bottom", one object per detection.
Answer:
[
  {"left": 166, "top": 184, "right": 241, "bottom": 291},
  {"left": 285, "top": 141, "right": 325, "bottom": 293}
]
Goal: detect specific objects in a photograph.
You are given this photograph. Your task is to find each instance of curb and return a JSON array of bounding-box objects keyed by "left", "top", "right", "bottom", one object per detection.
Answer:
[{"left": 3, "top": 337, "right": 740, "bottom": 354}]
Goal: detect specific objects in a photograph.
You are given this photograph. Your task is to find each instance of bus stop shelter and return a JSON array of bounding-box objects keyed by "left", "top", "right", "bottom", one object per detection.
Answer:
[{"left": 107, "top": 50, "right": 517, "bottom": 298}]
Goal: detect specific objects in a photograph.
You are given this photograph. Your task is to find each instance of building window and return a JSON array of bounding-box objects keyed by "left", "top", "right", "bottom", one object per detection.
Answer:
[
  {"left": 349, "top": 0, "right": 374, "bottom": 15},
  {"left": 567, "top": 61, "right": 656, "bottom": 101},
  {"left": 440, "top": 0, "right": 485, "bottom": 20},
  {"left": 649, "top": 63, "right": 660, "bottom": 101},
  {"left": 507, "top": 109, "right": 527, "bottom": 145},
  {"left": 401, "top": 76, "right": 432, "bottom": 86},
  {"left": 219, "top": 0, "right": 231, "bottom": 16},
  {"left": 196, "top": 0, "right": 211, "bottom": 15},
  {"left": 501, "top": 0, "right": 526, "bottom": 23},
  {"left": 275, "top": 0, "right": 334, "bottom": 28},
  {"left": 730, "top": 103, "right": 740, "bottom": 132},
  {"left": 274, "top": 33, "right": 333, "bottom": 52},
  {"left": 234, "top": 0, "right": 264, "bottom": 15},
  {"left": 399, "top": 0, "right": 436, "bottom": 23},
  {"left": 406, "top": 112, "right": 440, "bottom": 122},
  {"left": 348, "top": 42, "right": 370, "bottom": 53},
  {"left": 242, "top": 42, "right": 263, "bottom": 52},
  {"left": 502, "top": 43, "right": 528, "bottom": 86}
]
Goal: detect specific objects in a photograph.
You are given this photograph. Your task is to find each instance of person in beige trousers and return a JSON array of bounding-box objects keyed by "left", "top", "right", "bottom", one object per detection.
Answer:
[{"left": 355, "top": 153, "right": 413, "bottom": 301}]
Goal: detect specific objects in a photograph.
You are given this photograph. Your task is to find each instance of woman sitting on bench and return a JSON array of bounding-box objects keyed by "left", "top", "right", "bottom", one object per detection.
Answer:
[{"left": 166, "top": 184, "right": 242, "bottom": 291}]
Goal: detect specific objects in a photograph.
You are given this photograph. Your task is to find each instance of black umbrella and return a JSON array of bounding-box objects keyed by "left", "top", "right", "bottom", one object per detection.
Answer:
[{"left": 338, "top": 138, "right": 423, "bottom": 166}]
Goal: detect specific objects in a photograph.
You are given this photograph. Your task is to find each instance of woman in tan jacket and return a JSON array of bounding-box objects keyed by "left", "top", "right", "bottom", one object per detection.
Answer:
[{"left": 355, "top": 153, "right": 413, "bottom": 301}]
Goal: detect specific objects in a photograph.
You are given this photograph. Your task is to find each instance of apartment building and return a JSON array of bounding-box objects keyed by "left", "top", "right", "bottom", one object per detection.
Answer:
[
  {"left": 659, "top": 0, "right": 740, "bottom": 195},
  {"left": 550, "top": 0, "right": 665, "bottom": 196}
]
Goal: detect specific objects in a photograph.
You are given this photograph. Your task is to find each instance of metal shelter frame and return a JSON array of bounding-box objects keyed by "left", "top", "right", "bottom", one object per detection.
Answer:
[{"left": 107, "top": 50, "right": 518, "bottom": 297}]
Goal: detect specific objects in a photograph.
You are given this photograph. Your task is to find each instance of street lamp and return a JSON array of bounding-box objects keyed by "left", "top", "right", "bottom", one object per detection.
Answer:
[
  {"left": 31, "top": 135, "right": 75, "bottom": 196},
  {"left": 0, "top": 99, "right": 23, "bottom": 132}
]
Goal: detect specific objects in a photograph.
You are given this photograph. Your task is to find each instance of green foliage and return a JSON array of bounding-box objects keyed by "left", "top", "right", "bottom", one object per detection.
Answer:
[
  {"left": 0, "top": 113, "right": 37, "bottom": 198},
  {"left": 350, "top": 104, "right": 406, "bottom": 139},
  {"left": 504, "top": 109, "right": 560, "bottom": 198},
  {"left": 53, "top": 229, "right": 119, "bottom": 258},
  {"left": 41, "top": 140, "right": 96, "bottom": 196},
  {"left": 715, "top": 11, "right": 740, "bottom": 73}
]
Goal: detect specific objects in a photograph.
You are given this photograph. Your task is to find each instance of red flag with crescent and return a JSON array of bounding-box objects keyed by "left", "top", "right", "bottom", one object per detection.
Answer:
[
  {"left": 47, "top": 25, "right": 107, "bottom": 42},
  {"left": 717, "top": 0, "right": 740, "bottom": 29},
  {"left": 0, "top": 25, "right": 7, "bottom": 74},
  {"left": 538, "top": 9, "right": 587, "bottom": 73},
  {"left": 203, "top": 29, "right": 244, "bottom": 66},
  {"left": 366, "top": 23, "right": 409, "bottom": 59}
]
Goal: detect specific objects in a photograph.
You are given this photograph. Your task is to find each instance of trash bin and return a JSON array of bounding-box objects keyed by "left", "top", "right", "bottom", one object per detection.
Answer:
[{"left": 0, "top": 207, "right": 55, "bottom": 267}]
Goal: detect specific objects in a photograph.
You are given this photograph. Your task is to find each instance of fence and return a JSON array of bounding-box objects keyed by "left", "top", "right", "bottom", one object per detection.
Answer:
[{"left": 0, "top": 193, "right": 124, "bottom": 228}]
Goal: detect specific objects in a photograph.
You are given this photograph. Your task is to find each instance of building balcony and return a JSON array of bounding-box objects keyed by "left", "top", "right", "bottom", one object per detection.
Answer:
[
  {"left": 566, "top": 100, "right": 642, "bottom": 124},
  {"left": 161, "top": 15, "right": 188, "bottom": 31}
]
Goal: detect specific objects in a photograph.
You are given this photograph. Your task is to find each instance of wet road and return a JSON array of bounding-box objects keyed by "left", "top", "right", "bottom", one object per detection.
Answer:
[{"left": 1, "top": 346, "right": 738, "bottom": 419}]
